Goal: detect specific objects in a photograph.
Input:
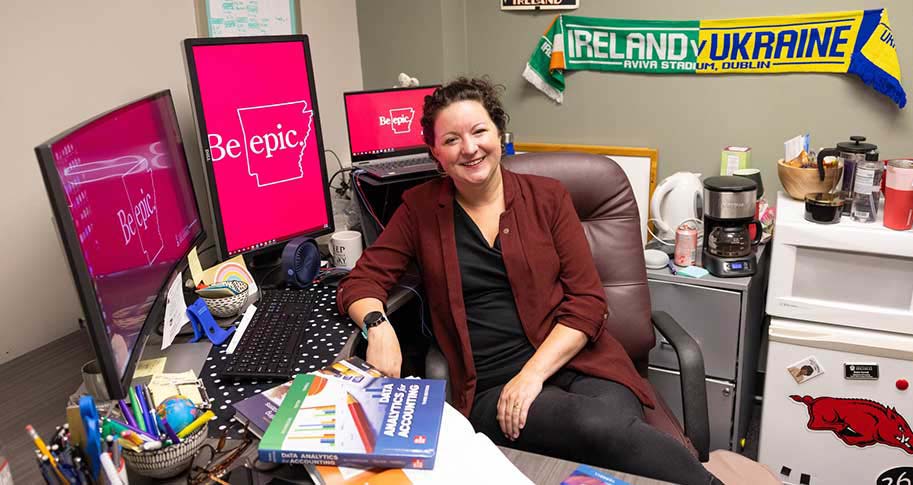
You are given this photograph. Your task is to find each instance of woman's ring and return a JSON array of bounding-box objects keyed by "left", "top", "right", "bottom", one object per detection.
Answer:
[{"left": 513, "top": 402, "right": 520, "bottom": 410}]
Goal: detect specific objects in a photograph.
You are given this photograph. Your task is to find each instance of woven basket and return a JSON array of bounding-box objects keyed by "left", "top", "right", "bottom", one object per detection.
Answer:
[
  {"left": 201, "top": 281, "right": 249, "bottom": 318},
  {"left": 122, "top": 424, "right": 207, "bottom": 479}
]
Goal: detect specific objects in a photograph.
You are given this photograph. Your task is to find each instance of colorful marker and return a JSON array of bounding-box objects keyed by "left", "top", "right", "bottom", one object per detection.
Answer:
[{"left": 177, "top": 410, "right": 215, "bottom": 439}]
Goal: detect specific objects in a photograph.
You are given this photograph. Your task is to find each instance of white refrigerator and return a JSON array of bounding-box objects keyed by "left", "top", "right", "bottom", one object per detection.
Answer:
[{"left": 759, "top": 192, "right": 913, "bottom": 485}]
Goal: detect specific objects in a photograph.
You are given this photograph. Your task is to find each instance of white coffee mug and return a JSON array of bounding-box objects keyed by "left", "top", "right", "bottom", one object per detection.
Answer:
[{"left": 330, "top": 231, "right": 363, "bottom": 269}]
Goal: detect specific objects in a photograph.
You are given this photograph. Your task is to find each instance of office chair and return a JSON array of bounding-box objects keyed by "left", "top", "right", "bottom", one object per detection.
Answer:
[{"left": 424, "top": 152, "right": 779, "bottom": 483}]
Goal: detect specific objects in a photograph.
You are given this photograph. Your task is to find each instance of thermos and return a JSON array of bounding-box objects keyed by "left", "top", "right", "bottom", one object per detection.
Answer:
[{"left": 884, "top": 159, "right": 913, "bottom": 230}]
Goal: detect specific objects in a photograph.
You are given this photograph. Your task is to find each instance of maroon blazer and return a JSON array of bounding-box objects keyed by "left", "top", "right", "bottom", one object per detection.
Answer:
[{"left": 337, "top": 168, "right": 655, "bottom": 416}]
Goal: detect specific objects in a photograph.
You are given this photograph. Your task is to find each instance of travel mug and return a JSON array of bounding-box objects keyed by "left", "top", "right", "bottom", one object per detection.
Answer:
[{"left": 884, "top": 159, "right": 913, "bottom": 230}]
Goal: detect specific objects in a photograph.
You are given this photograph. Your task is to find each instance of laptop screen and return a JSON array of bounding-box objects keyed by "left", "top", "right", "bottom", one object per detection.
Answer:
[{"left": 344, "top": 85, "right": 439, "bottom": 163}]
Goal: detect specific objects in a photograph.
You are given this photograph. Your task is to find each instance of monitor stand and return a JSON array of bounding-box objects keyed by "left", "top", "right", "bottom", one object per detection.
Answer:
[{"left": 247, "top": 246, "right": 285, "bottom": 287}]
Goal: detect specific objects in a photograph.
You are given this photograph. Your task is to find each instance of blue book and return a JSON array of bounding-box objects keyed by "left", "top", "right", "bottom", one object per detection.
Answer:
[
  {"left": 259, "top": 373, "right": 446, "bottom": 469},
  {"left": 561, "top": 464, "right": 633, "bottom": 485}
]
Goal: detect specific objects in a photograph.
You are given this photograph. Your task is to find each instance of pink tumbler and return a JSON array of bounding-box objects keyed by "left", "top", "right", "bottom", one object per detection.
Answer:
[{"left": 884, "top": 159, "right": 913, "bottom": 230}]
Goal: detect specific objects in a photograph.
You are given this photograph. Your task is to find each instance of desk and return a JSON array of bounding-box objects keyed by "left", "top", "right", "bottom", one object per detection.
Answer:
[
  {"left": 500, "top": 447, "right": 676, "bottom": 484},
  {"left": 131, "top": 327, "right": 673, "bottom": 484}
]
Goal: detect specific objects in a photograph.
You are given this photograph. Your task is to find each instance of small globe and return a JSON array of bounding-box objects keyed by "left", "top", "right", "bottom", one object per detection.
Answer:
[{"left": 155, "top": 396, "right": 199, "bottom": 435}]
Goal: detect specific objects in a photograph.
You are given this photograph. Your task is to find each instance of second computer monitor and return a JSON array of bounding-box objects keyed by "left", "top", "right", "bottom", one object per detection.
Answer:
[
  {"left": 343, "top": 85, "right": 439, "bottom": 163},
  {"left": 184, "top": 35, "right": 334, "bottom": 261}
]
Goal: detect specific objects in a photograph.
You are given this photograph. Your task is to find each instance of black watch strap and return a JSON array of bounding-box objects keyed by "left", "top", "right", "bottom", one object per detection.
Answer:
[{"left": 361, "top": 311, "right": 388, "bottom": 339}]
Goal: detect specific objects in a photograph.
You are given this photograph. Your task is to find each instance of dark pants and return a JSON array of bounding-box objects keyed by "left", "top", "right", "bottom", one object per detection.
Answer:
[{"left": 469, "top": 370, "right": 716, "bottom": 485}]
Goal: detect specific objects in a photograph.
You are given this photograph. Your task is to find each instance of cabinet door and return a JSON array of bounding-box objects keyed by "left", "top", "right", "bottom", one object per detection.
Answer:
[
  {"left": 648, "top": 366, "right": 736, "bottom": 451},
  {"left": 648, "top": 279, "right": 741, "bottom": 380}
]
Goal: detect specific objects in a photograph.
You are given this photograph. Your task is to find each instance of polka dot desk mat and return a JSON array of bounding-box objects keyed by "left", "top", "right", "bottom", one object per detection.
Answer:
[{"left": 199, "top": 285, "right": 357, "bottom": 438}]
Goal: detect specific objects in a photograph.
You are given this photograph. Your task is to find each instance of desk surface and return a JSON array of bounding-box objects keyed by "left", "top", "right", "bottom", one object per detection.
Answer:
[{"left": 136, "top": 337, "right": 673, "bottom": 484}]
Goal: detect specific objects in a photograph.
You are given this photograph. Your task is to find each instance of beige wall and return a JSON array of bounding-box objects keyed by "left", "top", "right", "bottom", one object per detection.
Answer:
[
  {"left": 0, "top": 1, "right": 362, "bottom": 363},
  {"left": 357, "top": 0, "right": 913, "bottom": 189}
]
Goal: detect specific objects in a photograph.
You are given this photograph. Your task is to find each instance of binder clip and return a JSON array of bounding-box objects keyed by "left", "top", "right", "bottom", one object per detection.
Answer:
[{"left": 186, "top": 299, "right": 236, "bottom": 346}]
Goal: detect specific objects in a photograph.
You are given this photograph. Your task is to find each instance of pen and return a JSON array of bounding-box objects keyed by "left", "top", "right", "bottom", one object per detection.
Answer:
[
  {"left": 98, "top": 452, "right": 123, "bottom": 485},
  {"left": 119, "top": 430, "right": 143, "bottom": 446},
  {"left": 27, "top": 425, "right": 68, "bottom": 484},
  {"left": 117, "top": 400, "right": 138, "bottom": 429},
  {"left": 141, "top": 385, "right": 161, "bottom": 436},
  {"left": 160, "top": 416, "right": 181, "bottom": 444},
  {"left": 133, "top": 385, "right": 156, "bottom": 438},
  {"left": 103, "top": 417, "right": 157, "bottom": 442},
  {"left": 127, "top": 387, "right": 146, "bottom": 433}
]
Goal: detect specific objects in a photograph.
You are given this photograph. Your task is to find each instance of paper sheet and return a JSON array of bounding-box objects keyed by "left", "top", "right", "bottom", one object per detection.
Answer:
[
  {"left": 161, "top": 272, "right": 190, "bottom": 350},
  {"left": 133, "top": 357, "right": 167, "bottom": 378},
  {"left": 148, "top": 370, "right": 204, "bottom": 407},
  {"left": 188, "top": 246, "right": 204, "bottom": 286}
]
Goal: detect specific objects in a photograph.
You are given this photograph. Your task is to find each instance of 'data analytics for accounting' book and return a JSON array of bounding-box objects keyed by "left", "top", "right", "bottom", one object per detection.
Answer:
[{"left": 259, "top": 372, "right": 446, "bottom": 469}]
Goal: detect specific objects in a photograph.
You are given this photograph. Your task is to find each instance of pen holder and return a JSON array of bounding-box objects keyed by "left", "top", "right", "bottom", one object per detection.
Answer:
[
  {"left": 121, "top": 424, "right": 207, "bottom": 479},
  {"left": 200, "top": 281, "right": 249, "bottom": 318}
]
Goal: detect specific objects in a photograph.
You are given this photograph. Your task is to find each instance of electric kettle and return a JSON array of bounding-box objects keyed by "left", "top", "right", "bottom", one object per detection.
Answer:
[{"left": 650, "top": 172, "right": 703, "bottom": 240}]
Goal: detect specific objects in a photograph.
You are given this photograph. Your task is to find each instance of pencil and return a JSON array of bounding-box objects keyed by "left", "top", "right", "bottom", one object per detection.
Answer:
[
  {"left": 346, "top": 393, "right": 374, "bottom": 453},
  {"left": 26, "top": 425, "right": 68, "bottom": 484}
]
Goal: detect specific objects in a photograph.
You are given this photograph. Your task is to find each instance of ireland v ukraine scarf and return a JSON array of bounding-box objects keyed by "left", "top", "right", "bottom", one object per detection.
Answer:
[{"left": 523, "top": 9, "right": 906, "bottom": 108}]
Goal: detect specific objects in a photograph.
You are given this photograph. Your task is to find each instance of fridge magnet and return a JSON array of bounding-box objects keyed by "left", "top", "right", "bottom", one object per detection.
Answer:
[
  {"left": 879, "top": 467, "right": 913, "bottom": 484},
  {"left": 844, "top": 362, "right": 879, "bottom": 380},
  {"left": 787, "top": 356, "right": 824, "bottom": 384},
  {"left": 790, "top": 395, "right": 913, "bottom": 454}
]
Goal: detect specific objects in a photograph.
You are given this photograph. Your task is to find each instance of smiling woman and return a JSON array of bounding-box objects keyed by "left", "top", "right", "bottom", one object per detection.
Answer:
[{"left": 336, "top": 77, "right": 722, "bottom": 485}]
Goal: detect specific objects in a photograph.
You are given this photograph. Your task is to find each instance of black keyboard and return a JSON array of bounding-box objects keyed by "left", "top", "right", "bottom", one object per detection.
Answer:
[
  {"left": 362, "top": 157, "right": 439, "bottom": 179},
  {"left": 222, "top": 287, "right": 318, "bottom": 380}
]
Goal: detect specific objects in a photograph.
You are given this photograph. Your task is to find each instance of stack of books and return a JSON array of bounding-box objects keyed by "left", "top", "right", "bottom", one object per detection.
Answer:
[{"left": 234, "top": 358, "right": 531, "bottom": 484}]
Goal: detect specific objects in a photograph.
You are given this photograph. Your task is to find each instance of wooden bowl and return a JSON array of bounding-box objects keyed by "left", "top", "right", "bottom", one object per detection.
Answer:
[{"left": 777, "top": 160, "right": 843, "bottom": 200}]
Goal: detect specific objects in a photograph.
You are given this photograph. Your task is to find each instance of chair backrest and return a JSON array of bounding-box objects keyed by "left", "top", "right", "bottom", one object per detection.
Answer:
[{"left": 503, "top": 152, "right": 655, "bottom": 369}]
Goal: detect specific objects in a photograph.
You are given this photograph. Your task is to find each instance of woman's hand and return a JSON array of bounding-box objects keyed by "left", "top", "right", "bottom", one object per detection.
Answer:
[
  {"left": 365, "top": 324, "right": 402, "bottom": 377},
  {"left": 497, "top": 369, "right": 545, "bottom": 441}
]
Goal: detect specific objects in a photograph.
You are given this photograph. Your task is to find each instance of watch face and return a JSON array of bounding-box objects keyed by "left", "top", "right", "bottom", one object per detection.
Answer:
[{"left": 364, "top": 311, "right": 385, "bottom": 328}]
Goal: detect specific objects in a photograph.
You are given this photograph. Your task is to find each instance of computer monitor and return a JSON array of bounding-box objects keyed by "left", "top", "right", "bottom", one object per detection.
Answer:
[
  {"left": 35, "top": 90, "right": 205, "bottom": 400},
  {"left": 343, "top": 85, "right": 439, "bottom": 163},
  {"left": 183, "top": 35, "right": 334, "bottom": 262}
]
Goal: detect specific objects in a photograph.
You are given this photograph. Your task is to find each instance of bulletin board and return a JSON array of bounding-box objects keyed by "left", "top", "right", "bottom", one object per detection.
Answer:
[
  {"left": 195, "top": 0, "right": 301, "bottom": 37},
  {"left": 515, "top": 143, "right": 658, "bottom": 245}
]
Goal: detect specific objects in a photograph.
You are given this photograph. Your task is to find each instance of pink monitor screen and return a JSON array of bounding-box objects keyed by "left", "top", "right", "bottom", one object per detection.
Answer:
[
  {"left": 45, "top": 92, "right": 202, "bottom": 377},
  {"left": 188, "top": 39, "right": 331, "bottom": 257},
  {"left": 344, "top": 86, "right": 438, "bottom": 159}
]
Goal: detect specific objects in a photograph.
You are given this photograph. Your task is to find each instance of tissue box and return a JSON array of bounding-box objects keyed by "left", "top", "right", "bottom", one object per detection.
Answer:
[{"left": 721, "top": 146, "right": 751, "bottom": 175}]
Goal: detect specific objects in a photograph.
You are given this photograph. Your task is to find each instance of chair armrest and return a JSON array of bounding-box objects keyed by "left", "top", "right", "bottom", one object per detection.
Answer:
[
  {"left": 651, "top": 310, "right": 710, "bottom": 462},
  {"left": 424, "top": 344, "right": 452, "bottom": 403}
]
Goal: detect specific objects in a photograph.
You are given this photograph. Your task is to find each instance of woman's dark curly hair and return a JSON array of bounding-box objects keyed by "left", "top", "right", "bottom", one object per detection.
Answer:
[{"left": 421, "top": 77, "right": 509, "bottom": 147}]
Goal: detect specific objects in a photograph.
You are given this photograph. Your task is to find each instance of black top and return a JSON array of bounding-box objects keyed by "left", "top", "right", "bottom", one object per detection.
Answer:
[{"left": 454, "top": 202, "right": 536, "bottom": 392}]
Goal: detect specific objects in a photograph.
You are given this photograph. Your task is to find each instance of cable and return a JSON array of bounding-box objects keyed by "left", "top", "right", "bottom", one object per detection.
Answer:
[
  {"left": 353, "top": 171, "right": 385, "bottom": 231},
  {"left": 647, "top": 218, "right": 704, "bottom": 246},
  {"left": 328, "top": 166, "right": 355, "bottom": 197},
  {"left": 325, "top": 149, "right": 352, "bottom": 197},
  {"left": 396, "top": 283, "right": 431, "bottom": 338}
]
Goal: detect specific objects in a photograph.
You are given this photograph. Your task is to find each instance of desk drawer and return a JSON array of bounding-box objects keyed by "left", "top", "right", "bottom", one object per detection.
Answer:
[
  {"left": 648, "top": 366, "right": 735, "bottom": 451},
  {"left": 648, "top": 279, "right": 741, "bottom": 380}
]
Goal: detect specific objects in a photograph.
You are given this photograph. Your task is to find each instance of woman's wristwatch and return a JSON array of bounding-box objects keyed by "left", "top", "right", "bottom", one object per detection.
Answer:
[{"left": 361, "top": 311, "right": 389, "bottom": 340}]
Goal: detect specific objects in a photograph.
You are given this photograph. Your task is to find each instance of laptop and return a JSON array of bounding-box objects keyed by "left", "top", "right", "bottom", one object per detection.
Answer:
[{"left": 343, "top": 85, "right": 441, "bottom": 180}]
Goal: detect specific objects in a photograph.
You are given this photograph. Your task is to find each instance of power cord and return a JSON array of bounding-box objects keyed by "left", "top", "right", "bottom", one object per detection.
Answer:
[{"left": 325, "top": 149, "right": 353, "bottom": 198}]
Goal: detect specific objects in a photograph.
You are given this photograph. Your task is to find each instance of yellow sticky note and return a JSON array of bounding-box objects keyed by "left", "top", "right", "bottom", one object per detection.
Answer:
[
  {"left": 188, "top": 246, "right": 204, "bottom": 286},
  {"left": 133, "top": 357, "right": 167, "bottom": 378}
]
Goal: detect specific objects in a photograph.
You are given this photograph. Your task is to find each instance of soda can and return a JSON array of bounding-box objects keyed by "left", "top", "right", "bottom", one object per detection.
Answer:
[{"left": 674, "top": 222, "right": 699, "bottom": 267}]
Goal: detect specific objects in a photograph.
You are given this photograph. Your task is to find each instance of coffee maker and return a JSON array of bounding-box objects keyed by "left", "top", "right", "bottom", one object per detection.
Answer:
[{"left": 702, "top": 176, "right": 762, "bottom": 277}]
